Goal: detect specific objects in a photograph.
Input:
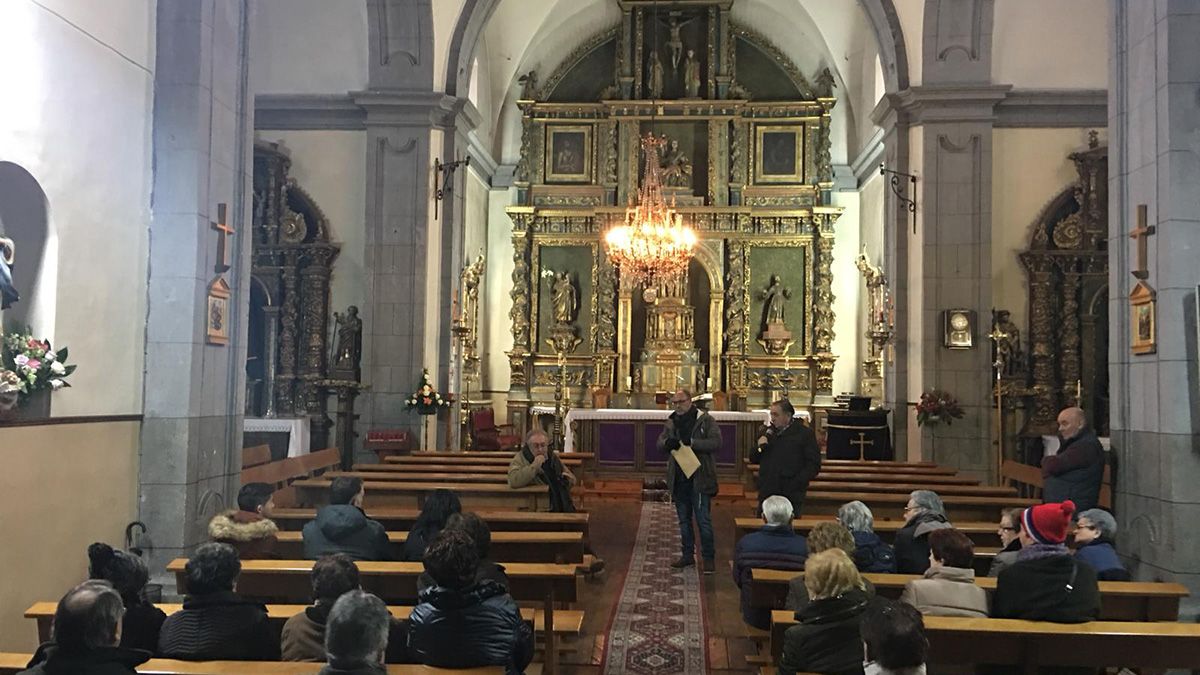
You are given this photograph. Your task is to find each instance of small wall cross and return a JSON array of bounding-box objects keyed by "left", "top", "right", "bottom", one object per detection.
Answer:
[
  {"left": 212, "top": 203, "right": 235, "bottom": 274},
  {"left": 850, "top": 432, "right": 874, "bottom": 459},
  {"left": 1129, "top": 203, "right": 1155, "bottom": 280}
]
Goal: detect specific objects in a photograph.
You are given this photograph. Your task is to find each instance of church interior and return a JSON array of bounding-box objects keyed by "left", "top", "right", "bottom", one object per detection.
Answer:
[{"left": 2, "top": 0, "right": 1199, "bottom": 673}]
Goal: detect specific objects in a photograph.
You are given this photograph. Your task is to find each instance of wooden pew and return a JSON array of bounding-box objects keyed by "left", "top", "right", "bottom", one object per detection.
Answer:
[
  {"left": 242, "top": 445, "right": 273, "bottom": 469},
  {"left": 24, "top": 602, "right": 583, "bottom": 645},
  {"left": 798, "top": 491, "right": 1036, "bottom": 520},
  {"left": 822, "top": 459, "right": 938, "bottom": 468},
  {"left": 0, "top": 653, "right": 543, "bottom": 675},
  {"left": 768, "top": 612, "right": 1200, "bottom": 669},
  {"left": 241, "top": 448, "right": 343, "bottom": 508},
  {"left": 168, "top": 559, "right": 577, "bottom": 674},
  {"left": 354, "top": 463, "right": 513, "bottom": 474},
  {"left": 749, "top": 568, "right": 1189, "bottom": 622},
  {"left": 270, "top": 508, "right": 589, "bottom": 538},
  {"left": 271, "top": 530, "right": 584, "bottom": 564},
  {"left": 330, "top": 471, "right": 513, "bottom": 484},
  {"left": 292, "top": 479, "right": 549, "bottom": 510},
  {"left": 749, "top": 467, "right": 981, "bottom": 485},
  {"left": 801, "top": 481, "right": 1017, "bottom": 498},
  {"left": 384, "top": 454, "right": 593, "bottom": 466},
  {"left": 733, "top": 516, "right": 1002, "bottom": 548}
]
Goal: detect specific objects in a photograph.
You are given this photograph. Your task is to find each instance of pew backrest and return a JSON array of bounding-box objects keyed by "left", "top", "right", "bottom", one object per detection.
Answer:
[
  {"left": 1001, "top": 458, "right": 1113, "bottom": 509},
  {"left": 241, "top": 445, "right": 272, "bottom": 469}
]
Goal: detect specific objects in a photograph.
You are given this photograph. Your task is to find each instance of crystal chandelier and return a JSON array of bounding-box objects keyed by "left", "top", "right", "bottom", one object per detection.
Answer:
[{"left": 604, "top": 133, "right": 697, "bottom": 286}]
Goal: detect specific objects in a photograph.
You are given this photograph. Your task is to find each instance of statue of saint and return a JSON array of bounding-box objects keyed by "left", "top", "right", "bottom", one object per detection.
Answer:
[
  {"left": 659, "top": 137, "right": 692, "bottom": 188},
  {"left": 331, "top": 306, "right": 363, "bottom": 374},
  {"left": 992, "top": 310, "right": 1024, "bottom": 376},
  {"left": 518, "top": 70, "right": 538, "bottom": 100},
  {"left": 0, "top": 236, "right": 18, "bottom": 310},
  {"left": 759, "top": 275, "right": 792, "bottom": 326},
  {"left": 683, "top": 48, "right": 701, "bottom": 98},
  {"left": 551, "top": 271, "right": 577, "bottom": 325},
  {"left": 647, "top": 51, "right": 664, "bottom": 99},
  {"left": 815, "top": 67, "right": 836, "bottom": 97}
]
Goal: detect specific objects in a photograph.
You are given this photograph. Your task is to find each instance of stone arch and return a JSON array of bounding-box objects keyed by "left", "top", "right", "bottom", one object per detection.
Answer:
[
  {"left": 0, "top": 161, "right": 53, "bottom": 335},
  {"left": 857, "top": 0, "right": 910, "bottom": 93}
]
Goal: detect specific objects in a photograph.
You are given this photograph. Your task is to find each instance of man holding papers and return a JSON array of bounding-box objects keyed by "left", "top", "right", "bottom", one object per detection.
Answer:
[{"left": 657, "top": 389, "right": 723, "bottom": 573}]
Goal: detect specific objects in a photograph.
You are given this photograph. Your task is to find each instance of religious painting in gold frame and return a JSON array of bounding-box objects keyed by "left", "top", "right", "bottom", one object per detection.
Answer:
[
  {"left": 544, "top": 125, "right": 592, "bottom": 184},
  {"left": 1130, "top": 280, "right": 1156, "bottom": 355},
  {"left": 206, "top": 276, "right": 231, "bottom": 346},
  {"left": 754, "top": 124, "right": 805, "bottom": 184}
]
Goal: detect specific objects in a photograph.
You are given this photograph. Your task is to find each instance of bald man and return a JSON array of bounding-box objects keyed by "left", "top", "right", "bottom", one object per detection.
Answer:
[{"left": 1041, "top": 407, "right": 1105, "bottom": 511}]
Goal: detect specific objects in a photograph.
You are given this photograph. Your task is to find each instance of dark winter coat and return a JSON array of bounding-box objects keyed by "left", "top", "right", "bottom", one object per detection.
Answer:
[
  {"left": 318, "top": 663, "right": 387, "bottom": 675},
  {"left": 851, "top": 531, "right": 897, "bottom": 573},
  {"left": 18, "top": 644, "right": 150, "bottom": 675},
  {"left": 402, "top": 525, "right": 441, "bottom": 562},
  {"left": 156, "top": 590, "right": 278, "bottom": 661},
  {"left": 733, "top": 524, "right": 809, "bottom": 629},
  {"left": 778, "top": 588, "right": 870, "bottom": 675},
  {"left": 302, "top": 504, "right": 391, "bottom": 561},
  {"left": 208, "top": 509, "right": 279, "bottom": 559},
  {"left": 750, "top": 421, "right": 821, "bottom": 513},
  {"left": 408, "top": 580, "right": 534, "bottom": 674},
  {"left": 1075, "top": 539, "right": 1130, "bottom": 581},
  {"left": 117, "top": 601, "right": 166, "bottom": 654},
  {"left": 893, "top": 511, "right": 952, "bottom": 575},
  {"left": 987, "top": 538, "right": 1022, "bottom": 577},
  {"left": 656, "top": 407, "right": 723, "bottom": 496},
  {"left": 991, "top": 553, "right": 1100, "bottom": 623},
  {"left": 1042, "top": 430, "right": 1105, "bottom": 511}
]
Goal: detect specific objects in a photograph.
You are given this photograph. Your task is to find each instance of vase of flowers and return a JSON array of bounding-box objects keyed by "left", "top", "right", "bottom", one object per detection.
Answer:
[
  {"left": 405, "top": 369, "right": 449, "bottom": 416},
  {"left": 915, "top": 389, "right": 964, "bottom": 427},
  {"left": 0, "top": 332, "right": 77, "bottom": 419}
]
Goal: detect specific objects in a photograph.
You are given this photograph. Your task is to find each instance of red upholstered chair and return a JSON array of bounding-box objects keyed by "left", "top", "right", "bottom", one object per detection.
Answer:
[{"left": 470, "top": 408, "right": 521, "bottom": 451}]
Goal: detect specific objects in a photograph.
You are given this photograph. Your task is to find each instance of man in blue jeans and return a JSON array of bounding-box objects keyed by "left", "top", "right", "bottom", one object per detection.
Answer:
[{"left": 656, "top": 389, "right": 723, "bottom": 573}]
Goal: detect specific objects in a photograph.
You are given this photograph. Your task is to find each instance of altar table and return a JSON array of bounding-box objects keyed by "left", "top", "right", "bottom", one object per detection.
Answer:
[{"left": 243, "top": 417, "right": 310, "bottom": 459}]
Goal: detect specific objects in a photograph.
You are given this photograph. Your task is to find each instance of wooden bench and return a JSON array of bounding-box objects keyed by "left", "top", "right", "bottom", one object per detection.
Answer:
[
  {"left": 385, "top": 454, "right": 592, "bottom": 466},
  {"left": 271, "top": 530, "right": 584, "bottom": 564},
  {"left": 749, "top": 568, "right": 1189, "bottom": 622},
  {"left": 801, "top": 481, "right": 1018, "bottom": 498},
  {"left": 242, "top": 444, "right": 273, "bottom": 469},
  {"left": 751, "top": 468, "right": 981, "bottom": 485},
  {"left": 797, "top": 491, "right": 1037, "bottom": 520},
  {"left": 768, "top": 612, "right": 1200, "bottom": 670},
  {"left": 1002, "top": 458, "right": 1113, "bottom": 509},
  {"left": 0, "top": 653, "right": 543, "bottom": 674},
  {"left": 292, "top": 479, "right": 550, "bottom": 510},
  {"left": 269, "top": 508, "right": 590, "bottom": 538},
  {"left": 733, "top": 516, "right": 1002, "bottom": 548},
  {"left": 355, "top": 463, "right": 514, "bottom": 474},
  {"left": 327, "top": 471, "right": 513, "bottom": 484},
  {"left": 24, "top": 602, "right": 584, "bottom": 644},
  {"left": 241, "top": 448, "right": 343, "bottom": 508}
]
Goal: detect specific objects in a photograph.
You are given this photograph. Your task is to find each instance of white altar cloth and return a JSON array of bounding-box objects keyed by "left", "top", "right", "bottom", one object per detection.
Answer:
[
  {"left": 243, "top": 417, "right": 310, "bottom": 458},
  {"left": 529, "top": 406, "right": 809, "bottom": 453}
]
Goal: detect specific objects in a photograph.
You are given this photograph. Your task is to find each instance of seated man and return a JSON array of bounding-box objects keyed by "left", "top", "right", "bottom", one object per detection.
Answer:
[
  {"left": 208, "top": 481, "right": 279, "bottom": 559},
  {"left": 282, "top": 554, "right": 360, "bottom": 661},
  {"left": 303, "top": 476, "right": 391, "bottom": 561},
  {"left": 409, "top": 529, "right": 534, "bottom": 674},
  {"left": 157, "top": 542, "right": 278, "bottom": 660},
  {"left": 894, "top": 490, "right": 952, "bottom": 574},
  {"left": 19, "top": 580, "right": 151, "bottom": 675},
  {"left": 991, "top": 500, "right": 1099, "bottom": 622},
  {"left": 320, "top": 590, "right": 391, "bottom": 675},
  {"left": 733, "top": 494, "right": 808, "bottom": 629}
]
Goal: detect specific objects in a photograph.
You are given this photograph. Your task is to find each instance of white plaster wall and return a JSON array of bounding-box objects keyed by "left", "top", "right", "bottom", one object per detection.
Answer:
[
  {"left": 483, "top": 188, "right": 516, "bottom": 395},
  {"left": 0, "top": 0, "right": 154, "bottom": 416},
  {"left": 991, "top": 128, "right": 1099, "bottom": 332},
  {"left": 254, "top": 131, "right": 368, "bottom": 313},
  {"left": 894, "top": 0, "right": 924, "bottom": 87},
  {"left": 433, "top": 0, "right": 467, "bottom": 94},
  {"left": 464, "top": 167, "right": 489, "bottom": 264},
  {"left": 249, "top": 0, "right": 367, "bottom": 94},
  {"left": 992, "top": 0, "right": 1108, "bottom": 88},
  {"left": 829, "top": 190, "right": 863, "bottom": 396}
]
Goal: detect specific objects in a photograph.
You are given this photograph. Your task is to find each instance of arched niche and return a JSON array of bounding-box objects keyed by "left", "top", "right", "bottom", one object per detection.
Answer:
[{"left": 0, "top": 162, "right": 53, "bottom": 336}]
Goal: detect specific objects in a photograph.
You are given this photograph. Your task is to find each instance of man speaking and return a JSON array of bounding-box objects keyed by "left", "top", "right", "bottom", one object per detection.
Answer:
[
  {"left": 751, "top": 399, "right": 821, "bottom": 515},
  {"left": 656, "top": 389, "right": 722, "bottom": 573}
]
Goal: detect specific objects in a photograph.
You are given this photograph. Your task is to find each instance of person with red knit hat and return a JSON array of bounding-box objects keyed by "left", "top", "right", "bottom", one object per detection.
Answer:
[{"left": 990, "top": 500, "right": 1100, "bottom": 623}]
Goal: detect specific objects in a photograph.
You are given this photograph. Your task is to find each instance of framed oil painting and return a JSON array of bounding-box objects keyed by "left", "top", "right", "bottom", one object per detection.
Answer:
[
  {"left": 755, "top": 124, "right": 805, "bottom": 184},
  {"left": 545, "top": 125, "right": 592, "bottom": 183},
  {"left": 207, "top": 276, "right": 231, "bottom": 346},
  {"left": 1130, "top": 280, "right": 1156, "bottom": 355}
]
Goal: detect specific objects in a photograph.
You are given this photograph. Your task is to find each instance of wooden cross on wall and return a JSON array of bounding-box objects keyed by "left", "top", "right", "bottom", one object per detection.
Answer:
[
  {"left": 1130, "top": 204, "right": 1156, "bottom": 280},
  {"left": 212, "top": 203, "right": 234, "bottom": 274}
]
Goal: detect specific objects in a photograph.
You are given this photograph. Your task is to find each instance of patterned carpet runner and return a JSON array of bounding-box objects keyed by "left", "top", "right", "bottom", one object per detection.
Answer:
[{"left": 601, "top": 502, "right": 708, "bottom": 675}]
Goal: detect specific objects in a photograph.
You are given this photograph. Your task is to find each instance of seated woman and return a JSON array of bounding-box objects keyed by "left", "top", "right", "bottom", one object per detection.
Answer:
[
  {"left": 987, "top": 508, "right": 1023, "bottom": 577},
  {"left": 157, "top": 543, "right": 278, "bottom": 661},
  {"left": 786, "top": 521, "right": 877, "bottom": 612},
  {"left": 860, "top": 599, "right": 928, "bottom": 675},
  {"left": 991, "top": 501, "right": 1099, "bottom": 623},
  {"left": 899, "top": 528, "right": 988, "bottom": 617},
  {"left": 838, "top": 501, "right": 897, "bottom": 573},
  {"left": 1073, "top": 508, "right": 1130, "bottom": 581},
  {"left": 894, "top": 490, "right": 952, "bottom": 574},
  {"left": 402, "top": 489, "right": 461, "bottom": 562},
  {"left": 86, "top": 543, "right": 166, "bottom": 654},
  {"left": 778, "top": 548, "right": 870, "bottom": 675}
]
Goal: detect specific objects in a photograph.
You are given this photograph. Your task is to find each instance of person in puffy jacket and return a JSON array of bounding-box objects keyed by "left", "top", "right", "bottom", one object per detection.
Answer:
[
  {"left": 408, "top": 529, "right": 533, "bottom": 674},
  {"left": 838, "top": 501, "right": 897, "bottom": 573},
  {"left": 1073, "top": 508, "right": 1130, "bottom": 581},
  {"left": 208, "top": 482, "right": 279, "bottom": 559},
  {"left": 778, "top": 548, "right": 870, "bottom": 675},
  {"left": 303, "top": 477, "right": 391, "bottom": 561},
  {"left": 734, "top": 495, "right": 808, "bottom": 629},
  {"left": 894, "top": 490, "right": 952, "bottom": 574}
]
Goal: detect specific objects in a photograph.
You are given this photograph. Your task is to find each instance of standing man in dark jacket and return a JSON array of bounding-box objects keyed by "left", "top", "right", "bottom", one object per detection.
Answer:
[
  {"left": 303, "top": 477, "right": 391, "bottom": 561},
  {"left": 893, "top": 490, "right": 952, "bottom": 574},
  {"left": 20, "top": 581, "right": 151, "bottom": 675},
  {"left": 1042, "top": 406, "right": 1105, "bottom": 511},
  {"left": 409, "top": 530, "right": 533, "bottom": 674},
  {"left": 656, "top": 389, "right": 724, "bottom": 573},
  {"left": 734, "top": 495, "right": 808, "bottom": 629},
  {"left": 750, "top": 399, "right": 821, "bottom": 515}
]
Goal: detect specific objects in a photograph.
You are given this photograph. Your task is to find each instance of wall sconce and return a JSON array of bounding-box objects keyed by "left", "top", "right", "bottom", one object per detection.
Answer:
[
  {"left": 434, "top": 156, "right": 470, "bottom": 220},
  {"left": 880, "top": 164, "right": 918, "bottom": 234}
]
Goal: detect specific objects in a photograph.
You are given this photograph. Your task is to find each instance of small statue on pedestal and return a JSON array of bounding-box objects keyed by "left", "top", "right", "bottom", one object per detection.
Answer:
[{"left": 331, "top": 305, "right": 362, "bottom": 380}]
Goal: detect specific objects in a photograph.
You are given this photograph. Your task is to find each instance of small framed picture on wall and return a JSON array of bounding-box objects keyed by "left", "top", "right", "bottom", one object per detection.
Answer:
[
  {"left": 207, "top": 276, "right": 231, "bottom": 346},
  {"left": 1130, "top": 280, "right": 1156, "bottom": 355}
]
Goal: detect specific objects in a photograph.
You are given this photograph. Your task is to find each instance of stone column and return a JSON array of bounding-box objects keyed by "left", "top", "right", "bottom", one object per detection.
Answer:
[
  {"left": 1108, "top": 0, "right": 1200, "bottom": 616},
  {"left": 139, "top": 0, "right": 253, "bottom": 577}
]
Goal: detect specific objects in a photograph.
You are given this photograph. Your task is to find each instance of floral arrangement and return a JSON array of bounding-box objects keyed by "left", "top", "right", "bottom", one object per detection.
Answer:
[
  {"left": 405, "top": 368, "right": 449, "bottom": 416},
  {"left": 0, "top": 332, "right": 77, "bottom": 410},
  {"left": 915, "top": 389, "right": 964, "bottom": 427}
]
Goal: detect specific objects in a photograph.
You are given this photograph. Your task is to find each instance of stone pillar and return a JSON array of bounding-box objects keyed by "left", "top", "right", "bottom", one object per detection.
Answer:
[
  {"left": 139, "top": 0, "right": 253, "bottom": 577},
  {"left": 1108, "top": 0, "right": 1200, "bottom": 616}
]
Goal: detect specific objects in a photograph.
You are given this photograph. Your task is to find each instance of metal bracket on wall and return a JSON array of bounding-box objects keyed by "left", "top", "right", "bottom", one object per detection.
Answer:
[
  {"left": 434, "top": 156, "right": 471, "bottom": 220},
  {"left": 880, "top": 165, "right": 918, "bottom": 234}
]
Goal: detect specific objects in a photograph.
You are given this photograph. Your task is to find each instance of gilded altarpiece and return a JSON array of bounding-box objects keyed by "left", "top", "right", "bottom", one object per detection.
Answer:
[{"left": 505, "top": 0, "right": 842, "bottom": 436}]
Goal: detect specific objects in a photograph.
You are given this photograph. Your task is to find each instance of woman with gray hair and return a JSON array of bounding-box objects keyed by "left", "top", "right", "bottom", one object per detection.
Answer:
[
  {"left": 893, "top": 490, "right": 952, "bottom": 574},
  {"left": 1073, "top": 508, "right": 1130, "bottom": 581},
  {"left": 838, "top": 501, "right": 896, "bottom": 573}
]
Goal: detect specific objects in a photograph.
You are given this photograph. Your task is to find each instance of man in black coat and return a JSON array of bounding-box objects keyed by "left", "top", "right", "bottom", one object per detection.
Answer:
[
  {"left": 20, "top": 581, "right": 152, "bottom": 675},
  {"left": 750, "top": 399, "right": 821, "bottom": 515},
  {"left": 1042, "top": 407, "right": 1105, "bottom": 511}
]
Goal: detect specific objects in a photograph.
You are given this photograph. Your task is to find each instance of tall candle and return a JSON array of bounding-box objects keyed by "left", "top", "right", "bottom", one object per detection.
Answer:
[
  {"left": 625, "top": 375, "right": 633, "bottom": 390},
  {"left": 706, "top": 377, "right": 713, "bottom": 390}
]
